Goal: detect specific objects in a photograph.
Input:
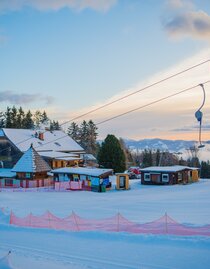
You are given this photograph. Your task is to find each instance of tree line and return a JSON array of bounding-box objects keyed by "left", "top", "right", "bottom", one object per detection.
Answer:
[
  {"left": 0, "top": 106, "right": 60, "bottom": 131},
  {"left": 67, "top": 120, "right": 98, "bottom": 155}
]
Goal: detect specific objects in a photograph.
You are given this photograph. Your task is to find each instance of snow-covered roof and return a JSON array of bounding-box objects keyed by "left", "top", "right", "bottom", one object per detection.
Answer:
[
  {"left": 3, "top": 128, "right": 84, "bottom": 153},
  {"left": 55, "top": 157, "right": 81, "bottom": 161},
  {"left": 52, "top": 167, "right": 113, "bottom": 177},
  {"left": 0, "top": 169, "right": 16, "bottom": 178},
  {"left": 83, "top": 154, "right": 97, "bottom": 161},
  {"left": 140, "top": 165, "right": 199, "bottom": 173},
  {"left": 12, "top": 145, "right": 51, "bottom": 173},
  {"left": 39, "top": 151, "right": 79, "bottom": 159}
]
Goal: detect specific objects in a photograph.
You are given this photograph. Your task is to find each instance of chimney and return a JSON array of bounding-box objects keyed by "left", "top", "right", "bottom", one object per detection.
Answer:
[{"left": 38, "top": 132, "right": 44, "bottom": 141}]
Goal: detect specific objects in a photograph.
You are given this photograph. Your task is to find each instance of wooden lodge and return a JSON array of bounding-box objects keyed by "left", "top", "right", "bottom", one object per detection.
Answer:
[
  {"left": 5, "top": 145, "right": 53, "bottom": 188},
  {"left": 0, "top": 128, "right": 85, "bottom": 169},
  {"left": 141, "top": 165, "right": 199, "bottom": 185}
]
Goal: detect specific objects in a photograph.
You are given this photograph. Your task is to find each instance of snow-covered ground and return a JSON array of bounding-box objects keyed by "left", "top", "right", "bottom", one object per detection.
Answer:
[{"left": 1, "top": 179, "right": 210, "bottom": 269}]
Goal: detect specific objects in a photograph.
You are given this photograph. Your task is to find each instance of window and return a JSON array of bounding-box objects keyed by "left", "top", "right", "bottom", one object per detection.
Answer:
[
  {"left": 26, "top": 173, "right": 31, "bottom": 179},
  {"left": 144, "top": 173, "right": 151, "bottom": 181},
  {"left": 178, "top": 172, "right": 182, "bottom": 181},
  {"left": 5, "top": 179, "right": 13, "bottom": 186},
  {"left": 119, "top": 176, "right": 125, "bottom": 188},
  {"left": 162, "top": 174, "right": 169, "bottom": 183},
  {"left": 73, "top": 174, "right": 79, "bottom": 182},
  {"left": 54, "top": 175, "right": 59, "bottom": 182},
  {"left": 151, "top": 174, "right": 161, "bottom": 183}
]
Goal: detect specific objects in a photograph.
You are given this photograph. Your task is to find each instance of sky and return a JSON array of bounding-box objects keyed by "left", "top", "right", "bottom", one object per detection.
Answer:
[{"left": 0, "top": 0, "right": 210, "bottom": 140}]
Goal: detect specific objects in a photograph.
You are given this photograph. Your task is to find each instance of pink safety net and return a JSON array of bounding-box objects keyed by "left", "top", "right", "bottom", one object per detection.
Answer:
[{"left": 9, "top": 211, "right": 210, "bottom": 236}]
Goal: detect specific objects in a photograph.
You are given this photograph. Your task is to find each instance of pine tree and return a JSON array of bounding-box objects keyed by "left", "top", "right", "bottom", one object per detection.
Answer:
[
  {"left": 67, "top": 122, "right": 80, "bottom": 142},
  {"left": 40, "top": 111, "right": 49, "bottom": 126},
  {"left": 179, "top": 157, "right": 187, "bottom": 166},
  {"left": 50, "top": 120, "right": 61, "bottom": 131},
  {"left": 98, "top": 134, "right": 126, "bottom": 173},
  {"left": 33, "top": 110, "right": 42, "bottom": 129},
  {"left": 200, "top": 161, "right": 210, "bottom": 178},
  {"left": 5, "top": 107, "right": 12, "bottom": 128},
  {"left": 23, "top": 110, "right": 34, "bottom": 129},
  {"left": 0, "top": 111, "right": 5, "bottom": 128},
  {"left": 142, "top": 149, "right": 153, "bottom": 168},
  {"left": 86, "top": 120, "right": 98, "bottom": 155},
  {"left": 79, "top": 120, "right": 89, "bottom": 150},
  {"left": 155, "top": 149, "right": 161, "bottom": 166},
  {"left": 187, "top": 157, "right": 200, "bottom": 168},
  {"left": 16, "top": 106, "right": 25, "bottom": 128},
  {"left": 119, "top": 138, "right": 135, "bottom": 168},
  {"left": 11, "top": 106, "right": 18, "bottom": 128}
]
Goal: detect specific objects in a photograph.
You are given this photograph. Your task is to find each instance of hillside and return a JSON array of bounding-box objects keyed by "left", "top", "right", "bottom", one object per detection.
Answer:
[{"left": 124, "top": 138, "right": 210, "bottom": 161}]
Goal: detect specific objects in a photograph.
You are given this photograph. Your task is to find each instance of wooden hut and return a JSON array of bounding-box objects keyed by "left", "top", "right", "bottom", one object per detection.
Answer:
[
  {"left": 52, "top": 167, "right": 113, "bottom": 192},
  {"left": 0, "top": 169, "right": 16, "bottom": 188},
  {"left": 141, "top": 165, "right": 199, "bottom": 185},
  {"left": 115, "top": 173, "right": 130, "bottom": 190},
  {"left": 12, "top": 144, "right": 52, "bottom": 188}
]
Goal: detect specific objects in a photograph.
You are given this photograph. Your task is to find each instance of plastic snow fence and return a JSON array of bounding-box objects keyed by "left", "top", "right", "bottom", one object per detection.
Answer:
[{"left": 9, "top": 211, "right": 210, "bottom": 236}]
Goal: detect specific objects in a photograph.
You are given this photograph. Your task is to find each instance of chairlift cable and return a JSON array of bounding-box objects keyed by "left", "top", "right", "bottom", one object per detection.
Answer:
[
  {"left": 23, "top": 80, "right": 210, "bottom": 151},
  {"left": 0, "top": 59, "right": 209, "bottom": 156},
  {"left": 96, "top": 81, "right": 210, "bottom": 125},
  {"left": 2, "top": 81, "right": 210, "bottom": 157},
  {"left": 60, "top": 59, "right": 210, "bottom": 125}
]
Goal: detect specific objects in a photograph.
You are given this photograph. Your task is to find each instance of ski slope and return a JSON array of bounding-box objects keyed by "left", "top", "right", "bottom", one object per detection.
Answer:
[{"left": 0, "top": 179, "right": 210, "bottom": 268}]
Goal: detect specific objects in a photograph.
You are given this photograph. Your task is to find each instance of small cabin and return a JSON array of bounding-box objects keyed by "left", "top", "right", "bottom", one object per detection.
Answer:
[
  {"left": 52, "top": 167, "right": 113, "bottom": 192},
  {"left": 115, "top": 173, "right": 130, "bottom": 190},
  {"left": 11, "top": 145, "right": 53, "bottom": 188},
  {"left": 141, "top": 165, "right": 199, "bottom": 185},
  {"left": 0, "top": 169, "right": 16, "bottom": 188}
]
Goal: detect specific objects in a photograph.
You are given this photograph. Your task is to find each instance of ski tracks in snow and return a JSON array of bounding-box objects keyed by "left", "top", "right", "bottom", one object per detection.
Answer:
[{"left": 0, "top": 242, "right": 176, "bottom": 269}]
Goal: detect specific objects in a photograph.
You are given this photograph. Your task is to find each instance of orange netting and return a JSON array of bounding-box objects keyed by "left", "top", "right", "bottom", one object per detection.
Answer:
[{"left": 9, "top": 211, "right": 210, "bottom": 236}]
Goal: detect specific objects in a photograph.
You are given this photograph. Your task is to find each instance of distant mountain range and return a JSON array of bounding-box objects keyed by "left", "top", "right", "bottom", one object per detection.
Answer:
[
  {"left": 124, "top": 138, "right": 196, "bottom": 152},
  {"left": 123, "top": 138, "right": 210, "bottom": 161}
]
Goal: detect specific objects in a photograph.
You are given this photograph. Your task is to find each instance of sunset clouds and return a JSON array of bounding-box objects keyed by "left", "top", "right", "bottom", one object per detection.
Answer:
[
  {"left": 0, "top": 91, "right": 54, "bottom": 105},
  {"left": 163, "top": 0, "right": 210, "bottom": 41},
  {"left": 164, "top": 10, "right": 210, "bottom": 40}
]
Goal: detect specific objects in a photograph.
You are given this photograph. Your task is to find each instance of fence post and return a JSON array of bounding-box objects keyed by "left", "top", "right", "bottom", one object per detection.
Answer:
[
  {"left": 9, "top": 210, "right": 13, "bottom": 224},
  {"left": 165, "top": 212, "right": 168, "bottom": 234},
  {"left": 72, "top": 211, "right": 80, "bottom": 231},
  {"left": 117, "top": 212, "right": 120, "bottom": 232},
  {"left": 29, "top": 212, "right": 32, "bottom": 227},
  {"left": 48, "top": 211, "right": 51, "bottom": 229}
]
